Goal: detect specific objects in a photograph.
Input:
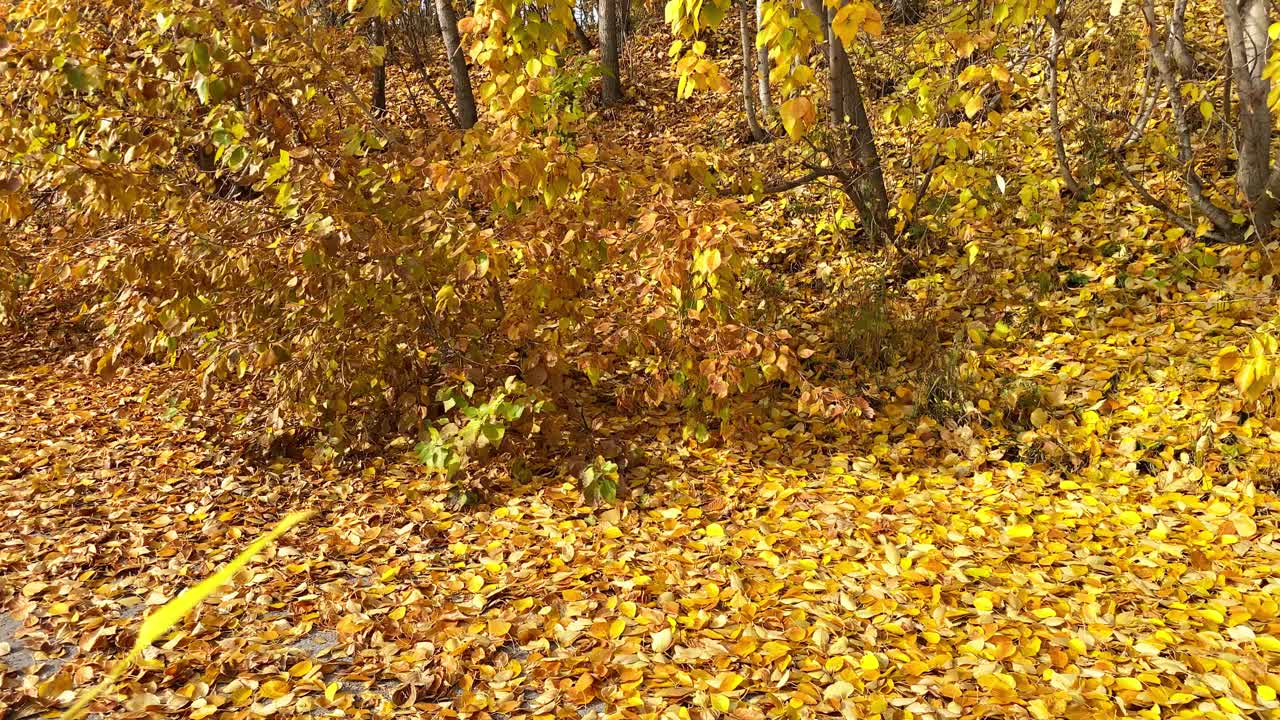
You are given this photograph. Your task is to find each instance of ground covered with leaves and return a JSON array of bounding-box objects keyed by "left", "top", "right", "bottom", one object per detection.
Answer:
[{"left": 4, "top": 22, "right": 1280, "bottom": 720}]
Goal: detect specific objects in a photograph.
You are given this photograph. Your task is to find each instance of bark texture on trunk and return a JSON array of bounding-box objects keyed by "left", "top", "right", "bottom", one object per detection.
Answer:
[
  {"left": 827, "top": 2, "right": 889, "bottom": 240},
  {"left": 1046, "top": 3, "right": 1078, "bottom": 195},
  {"left": 825, "top": 5, "right": 846, "bottom": 122},
  {"left": 599, "top": 0, "right": 623, "bottom": 105},
  {"left": 755, "top": 0, "right": 774, "bottom": 114},
  {"left": 572, "top": 13, "right": 593, "bottom": 50},
  {"left": 1167, "top": 0, "right": 1194, "bottom": 75},
  {"left": 619, "top": 0, "right": 631, "bottom": 48},
  {"left": 436, "top": 0, "right": 478, "bottom": 128},
  {"left": 1139, "top": 0, "right": 1236, "bottom": 237},
  {"left": 372, "top": 17, "right": 387, "bottom": 117},
  {"left": 738, "top": 1, "right": 767, "bottom": 141},
  {"left": 1222, "top": 0, "right": 1275, "bottom": 232}
]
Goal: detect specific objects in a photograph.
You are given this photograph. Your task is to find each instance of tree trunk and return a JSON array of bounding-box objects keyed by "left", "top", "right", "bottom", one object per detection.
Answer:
[
  {"left": 436, "top": 0, "right": 478, "bottom": 128},
  {"left": 620, "top": 0, "right": 632, "bottom": 46},
  {"left": 827, "top": 2, "right": 889, "bottom": 240},
  {"left": 1168, "top": 0, "right": 1194, "bottom": 75},
  {"left": 1139, "top": 0, "right": 1236, "bottom": 237},
  {"left": 372, "top": 17, "right": 387, "bottom": 117},
  {"left": 1221, "top": 45, "right": 1232, "bottom": 168},
  {"left": 842, "top": 69, "right": 890, "bottom": 239},
  {"left": 738, "top": 1, "right": 767, "bottom": 141},
  {"left": 755, "top": 0, "right": 774, "bottom": 114},
  {"left": 1222, "top": 0, "right": 1274, "bottom": 232},
  {"left": 572, "top": 12, "right": 593, "bottom": 50},
  {"left": 1046, "top": 3, "right": 1079, "bottom": 195},
  {"left": 1120, "top": 59, "right": 1160, "bottom": 148},
  {"left": 599, "top": 0, "right": 623, "bottom": 105},
  {"left": 826, "top": 5, "right": 846, "bottom": 123}
]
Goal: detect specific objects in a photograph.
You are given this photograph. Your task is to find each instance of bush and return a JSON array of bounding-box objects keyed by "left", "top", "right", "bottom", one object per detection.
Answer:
[
  {"left": 914, "top": 350, "right": 976, "bottom": 422},
  {"left": 830, "top": 286, "right": 938, "bottom": 372},
  {"left": 0, "top": 0, "right": 803, "bottom": 494}
]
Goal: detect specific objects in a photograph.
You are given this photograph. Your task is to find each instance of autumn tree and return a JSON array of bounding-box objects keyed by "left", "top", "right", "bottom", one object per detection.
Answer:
[
  {"left": 437, "top": 0, "right": 479, "bottom": 127},
  {"left": 372, "top": 16, "right": 388, "bottom": 116},
  {"left": 1044, "top": 0, "right": 1077, "bottom": 196},
  {"left": 0, "top": 0, "right": 800, "bottom": 490},
  {"left": 738, "top": 0, "right": 767, "bottom": 141},
  {"left": 1049, "top": 0, "right": 1280, "bottom": 242},
  {"left": 390, "top": 0, "right": 465, "bottom": 127},
  {"left": 755, "top": 0, "right": 774, "bottom": 114},
  {"left": 668, "top": 0, "right": 892, "bottom": 240},
  {"left": 599, "top": 0, "right": 624, "bottom": 104}
]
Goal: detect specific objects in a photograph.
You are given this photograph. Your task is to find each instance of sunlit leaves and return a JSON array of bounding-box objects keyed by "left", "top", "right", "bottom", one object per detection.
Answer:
[
  {"left": 1227, "top": 332, "right": 1280, "bottom": 402},
  {"left": 672, "top": 41, "right": 731, "bottom": 99},
  {"left": 830, "top": 1, "right": 882, "bottom": 45},
  {"left": 779, "top": 96, "right": 816, "bottom": 138},
  {"left": 61, "top": 511, "right": 313, "bottom": 720}
]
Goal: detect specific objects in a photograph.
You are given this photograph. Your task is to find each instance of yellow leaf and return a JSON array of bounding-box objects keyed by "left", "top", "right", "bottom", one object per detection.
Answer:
[
  {"left": 467, "top": 575, "right": 485, "bottom": 592},
  {"left": 714, "top": 671, "right": 746, "bottom": 692},
  {"left": 966, "top": 241, "right": 980, "bottom": 265},
  {"left": 259, "top": 679, "right": 290, "bottom": 699},
  {"left": 1232, "top": 514, "right": 1258, "bottom": 538},
  {"left": 974, "top": 596, "right": 994, "bottom": 612},
  {"left": 780, "top": 96, "right": 816, "bottom": 139},
  {"left": 1118, "top": 510, "right": 1143, "bottom": 526},
  {"left": 489, "top": 618, "right": 513, "bottom": 636},
  {"left": 1255, "top": 636, "right": 1280, "bottom": 652},
  {"left": 831, "top": 2, "right": 883, "bottom": 44},
  {"left": 711, "top": 693, "right": 731, "bottom": 711},
  {"left": 651, "top": 627, "right": 674, "bottom": 653},
  {"left": 1259, "top": 685, "right": 1277, "bottom": 702},
  {"left": 61, "top": 511, "right": 314, "bottom": 720},
  {"left": 1007, "top": 523, "right": 1034, "bottom": 539},
  {"left": 609, "top": 618, "right": 626, "bottom": 639},
  {"left": 704, "top": 523, "right": 725, "bottom": 538},
  {"left": 964, "top": 93, "right": 984, "bottom": 119},
  {"left": 325, "top": 682, "right": 340, "bottom": 701},
  {"left": 288, "top": 659, "right": 314, "bottom": 678},
  {"left": 823, "top": 680, "right": 856, "bottom": 701},
  {"left": 1214, "top": 345, "right": 1243, "bottom": 375},
  {"left": 859, "top": 652, "right": 879, "bottom": 671},
  {"left": 1115, "top": 677, "right": 1143, "bottom": 691},
  {"left": 1200, "top": 608, "right": 1225, "bottom": 624},
  {"left": 759, "top": 640, "right": 789, "bottom": 661}
]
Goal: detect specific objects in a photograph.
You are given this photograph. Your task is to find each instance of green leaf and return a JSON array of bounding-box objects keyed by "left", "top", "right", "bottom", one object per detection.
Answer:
[
  {"left": 192, "top": 41, "right": 211, "bottom": 73},
  {"left": 63, "top": 64, "right": 90, "bottom": 91}
]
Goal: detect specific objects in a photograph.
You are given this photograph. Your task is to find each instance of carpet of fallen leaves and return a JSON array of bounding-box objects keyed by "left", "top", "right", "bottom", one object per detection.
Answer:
[{"left": 5, "top": 28, "right": 1280, "bottom": 720}]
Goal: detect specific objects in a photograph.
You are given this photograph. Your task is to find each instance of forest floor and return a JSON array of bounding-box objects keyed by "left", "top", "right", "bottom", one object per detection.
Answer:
[{"left": 3, "top": 23, "right": 1280, "bottom": 720}]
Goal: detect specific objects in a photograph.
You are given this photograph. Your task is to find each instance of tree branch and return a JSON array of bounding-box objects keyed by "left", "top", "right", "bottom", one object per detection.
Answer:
[
  {"left": 760, "top": 168, "right": 841, "bottom": 194},
  {"left": 1114, "top": 154, "right": 1229, "bottom": 242}
]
